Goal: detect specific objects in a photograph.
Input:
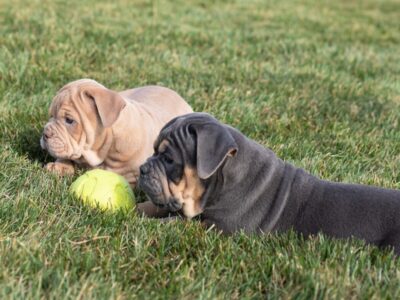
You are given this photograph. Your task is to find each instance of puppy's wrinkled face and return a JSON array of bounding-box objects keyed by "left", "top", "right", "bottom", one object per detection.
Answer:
[
  {"left": 41, "top": 87, "right": 88, "bottom": 161},
  {"left": 40, "top": 79, "right": 125, "bottom": 166},
  {"left": 138, "top": 133, "right": 205, "bottom": 219}
]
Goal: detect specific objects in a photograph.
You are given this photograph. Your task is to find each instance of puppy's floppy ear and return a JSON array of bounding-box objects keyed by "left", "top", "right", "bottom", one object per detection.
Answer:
[
  {"left": 83, "top": 87, "right": 126, "bottom": 127},
  {"left": 193, "top": 123, "right": 238, "bottom": 179}
]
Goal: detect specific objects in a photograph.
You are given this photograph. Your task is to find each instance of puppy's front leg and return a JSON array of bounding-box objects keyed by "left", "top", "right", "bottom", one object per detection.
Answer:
[
  {"left": 136, "top": 200, "right": 174, "bottom": 218},
  {"left": 45, "top": 159, "right": 75, "bottom": 176}
]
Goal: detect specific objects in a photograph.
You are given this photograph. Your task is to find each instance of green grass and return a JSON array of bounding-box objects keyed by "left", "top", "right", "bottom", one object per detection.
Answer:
[{"left": 1, "top": 0, "right": 400, "bottom": 298}]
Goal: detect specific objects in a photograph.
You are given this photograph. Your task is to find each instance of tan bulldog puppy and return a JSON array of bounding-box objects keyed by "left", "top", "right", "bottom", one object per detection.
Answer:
[{"left": 40, "top": 79, "right": 192, "bottom": 186}]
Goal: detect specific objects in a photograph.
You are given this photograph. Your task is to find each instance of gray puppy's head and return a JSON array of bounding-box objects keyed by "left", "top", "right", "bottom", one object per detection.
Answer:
[{"left": 137, "top": 113, "right": 238, "bottom": 218}]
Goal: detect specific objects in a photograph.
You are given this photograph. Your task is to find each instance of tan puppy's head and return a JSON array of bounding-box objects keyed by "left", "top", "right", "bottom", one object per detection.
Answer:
[
  {"left": 40, "top": 79, "right": 126, "bottom": 166},
  {"left": 137, "top": 113, "right": 238, "bottom": 218}
]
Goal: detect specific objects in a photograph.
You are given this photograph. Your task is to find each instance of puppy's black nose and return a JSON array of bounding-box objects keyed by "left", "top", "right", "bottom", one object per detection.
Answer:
[{"left": 140, "top": 164, "right": 150, "bottom": 175}]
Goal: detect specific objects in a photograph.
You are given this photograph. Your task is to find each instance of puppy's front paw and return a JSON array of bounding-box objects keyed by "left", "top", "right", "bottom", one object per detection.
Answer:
[
  {"left": 136, "top": 201, "right": 171, "bottom": 218},
  {"left": 45, "top": 161, "right": 75, "bottom": 176}
]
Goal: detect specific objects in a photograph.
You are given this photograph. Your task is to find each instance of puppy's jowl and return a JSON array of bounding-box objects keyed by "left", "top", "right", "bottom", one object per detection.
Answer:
[
  {"left": 138, "top": 113, "right": 400, "bottom": 254},
  {"left": 41, "top": 79, "right": 192, "bottom": 186}
]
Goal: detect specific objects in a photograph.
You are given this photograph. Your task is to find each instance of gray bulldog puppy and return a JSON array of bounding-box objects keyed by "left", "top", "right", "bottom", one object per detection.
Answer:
[{"left": 137, "top": 113, "right": 400, "bottom": 254}]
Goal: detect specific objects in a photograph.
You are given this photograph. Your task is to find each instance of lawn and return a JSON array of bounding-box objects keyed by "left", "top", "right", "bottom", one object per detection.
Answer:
[{"left": 0, "top": 0, "right": 400, "bottom": 298}]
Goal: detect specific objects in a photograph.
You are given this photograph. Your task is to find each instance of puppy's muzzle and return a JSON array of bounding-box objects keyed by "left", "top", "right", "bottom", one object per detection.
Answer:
[
  {"left": 40, "top": 127, "right": 51, "bottom": 148},
  {"left": 138, "top": 161, "right": 165, "bottom": 205},
  {"left": 138, "top": 161, "right": 182, "bottom": 212}
]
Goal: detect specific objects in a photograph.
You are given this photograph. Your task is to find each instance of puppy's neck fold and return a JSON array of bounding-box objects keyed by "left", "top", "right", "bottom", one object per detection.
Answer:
[
  {"left": 79, "top": 125, "right": 113, "bottom": 167},
  {"left": 81, "top": 149, "right": 104, "bottom": 166}
]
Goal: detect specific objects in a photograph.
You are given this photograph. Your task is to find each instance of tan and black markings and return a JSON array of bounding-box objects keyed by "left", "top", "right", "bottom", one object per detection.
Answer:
[
  {"left": 156, "top": 136, "right": 205, "bottom": 218},
  {"left": 168, "top": 166, "right": 205, "bottom": 218}
]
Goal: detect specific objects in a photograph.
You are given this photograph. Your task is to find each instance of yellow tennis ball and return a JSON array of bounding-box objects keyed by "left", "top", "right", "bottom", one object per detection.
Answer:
[{"left": 70, "top": 169, "right": 135, "bottom": 212}]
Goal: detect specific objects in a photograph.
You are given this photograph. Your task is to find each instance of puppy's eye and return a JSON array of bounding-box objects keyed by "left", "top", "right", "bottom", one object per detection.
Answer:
[
  {"left": 65, "top": 117, "right": 74, "bottom": 125},
  {"left": 163, "top": 156, "right": 174, "bottom": 165}
]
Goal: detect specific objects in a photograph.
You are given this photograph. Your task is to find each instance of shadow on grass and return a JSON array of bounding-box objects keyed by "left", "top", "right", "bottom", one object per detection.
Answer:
[
  {"left": 15, "top": 127, "right": 52, "bottom": 164},
  {"left": 0, "top": 110, "right": 51, "bottom": 165}
]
